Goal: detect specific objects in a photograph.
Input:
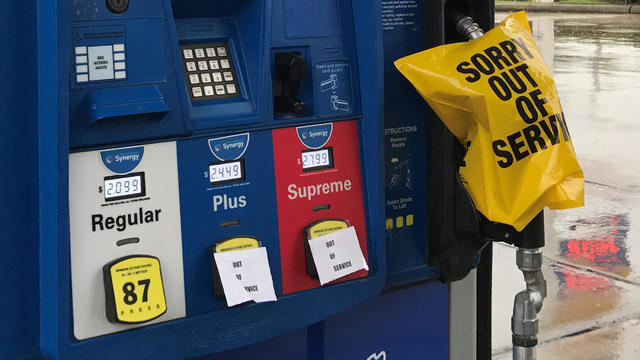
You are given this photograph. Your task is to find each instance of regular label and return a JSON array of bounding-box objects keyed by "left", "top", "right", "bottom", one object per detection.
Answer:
[
  {"left": 307, "top": 226, "right": 369, "bottom": 285},
  {"left": 213, "top": 247, "right": 277, "bottom": 307},
  {"left": 103, "top": 255, "right": 167, "bottom": 324}
]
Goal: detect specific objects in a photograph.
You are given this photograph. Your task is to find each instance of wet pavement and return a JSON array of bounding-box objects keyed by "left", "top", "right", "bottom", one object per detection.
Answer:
[{"left": 492, "top": 12, "right": 640, "bottom": 359}]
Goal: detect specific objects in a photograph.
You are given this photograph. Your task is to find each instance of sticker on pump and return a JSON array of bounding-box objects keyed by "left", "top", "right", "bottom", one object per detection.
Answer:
[
  {"left": 210, "top": 237, "right": 277, "bottom": 307},
  {"left": 307, "top": 226, "right": 369, "bottom": 285},
  {"left": 303, "top": 219, "right": 349, "bottom": 278},
  {"left": 103, "top": 255, "right": 167, "bottom": 324},
  {"left": 210, "top": 236, "right": 260, "bottom": 299}
]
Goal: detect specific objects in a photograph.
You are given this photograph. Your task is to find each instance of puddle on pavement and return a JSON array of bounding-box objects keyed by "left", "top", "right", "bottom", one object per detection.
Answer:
[{"left": 493, "top": 12, "right": 640, "bottom": 359}]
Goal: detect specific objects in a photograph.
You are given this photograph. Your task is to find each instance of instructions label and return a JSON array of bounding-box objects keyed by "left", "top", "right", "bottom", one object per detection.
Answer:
[
  {"left": 315, "top": 60, "right": 352, "bottom": 116},
  {"left": 382, "top": 0, "right": 419, "bottom": 31},
  {"left": 214, "top": 247, "right": 277, "bottom": 307},
  {"left": 308, "top": 226, "right": 369, "bottom": 285}
]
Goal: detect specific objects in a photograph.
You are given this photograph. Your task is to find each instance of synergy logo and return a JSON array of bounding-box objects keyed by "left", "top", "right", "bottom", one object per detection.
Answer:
[
  {"left": 100, "top": 146, "right": 144, "bottom": 174},
  {"left": 209, "top": 133, "right": 250, "bottom": 161},
  {"left": 296, "top": 123, "right": 333, "bottom": 149}
]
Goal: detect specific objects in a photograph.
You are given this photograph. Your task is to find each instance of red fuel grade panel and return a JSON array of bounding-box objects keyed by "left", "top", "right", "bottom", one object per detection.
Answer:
[{"left": 273, "top": 120, "right": 369, "bottom": 294}]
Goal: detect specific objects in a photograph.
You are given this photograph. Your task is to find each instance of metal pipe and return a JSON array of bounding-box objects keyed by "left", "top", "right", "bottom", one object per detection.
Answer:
[
  {"left": 513, "top": 345, "right": 536, "bottom": 360},
  {"left": 511, "top": 248, "right": 547, "bottom": 360}
]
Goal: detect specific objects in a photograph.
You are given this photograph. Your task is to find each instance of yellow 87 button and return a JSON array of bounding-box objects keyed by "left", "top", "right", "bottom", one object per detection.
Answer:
[{"left": 103, "top": 255, "right": 167, "bottom": 324}]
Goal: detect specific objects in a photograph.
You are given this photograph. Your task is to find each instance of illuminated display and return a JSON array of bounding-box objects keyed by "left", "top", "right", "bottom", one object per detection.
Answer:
[
  {"left": 104, "top": 172, "right": 146, "bottom": 201},
  {"left": 302, "top": 147, "right": 334, "bottom": 172},
  {"left": 209, "top": 159, "right": 245, "bottom": 185}
]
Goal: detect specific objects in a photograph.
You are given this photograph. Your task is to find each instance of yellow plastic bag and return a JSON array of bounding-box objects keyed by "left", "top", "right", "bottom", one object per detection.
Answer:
[{"left": 394, "top": 11, "right": 583, "bottom": 231}]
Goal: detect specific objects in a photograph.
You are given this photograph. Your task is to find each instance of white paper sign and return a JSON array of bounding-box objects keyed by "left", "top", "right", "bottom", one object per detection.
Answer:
[
  {"left": 213, "top": 247, "right": 278, "bottom": 307},
  {"left": 307, "top": 226, "right": 369, "bottom": 285}
]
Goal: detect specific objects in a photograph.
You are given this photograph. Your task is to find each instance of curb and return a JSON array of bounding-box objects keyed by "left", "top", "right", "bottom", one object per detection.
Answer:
[{"left": 495, "top": 3, "right": 640, "bottom": 14}]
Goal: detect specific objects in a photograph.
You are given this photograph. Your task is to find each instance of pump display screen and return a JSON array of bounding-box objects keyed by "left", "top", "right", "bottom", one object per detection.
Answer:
[
  {"left": 104, "top": 172, "right": 146, "bottom": 201},
  {"left": 302, "top": 147, "right": 334, "bottom": 172},
  {"left": 209, "top": 159, "right": 246, "bottom": 185}
]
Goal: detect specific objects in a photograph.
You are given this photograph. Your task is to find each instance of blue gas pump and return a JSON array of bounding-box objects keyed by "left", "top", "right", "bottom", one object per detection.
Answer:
[
  {"left": 0, "top": 0, "right": 513, "bottom": 359},
  {"left": 0, "top": 0, "right": 386, "bottom": 358}
]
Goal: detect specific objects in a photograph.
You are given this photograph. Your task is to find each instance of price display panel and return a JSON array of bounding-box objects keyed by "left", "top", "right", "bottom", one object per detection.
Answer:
[
  {"left": 301, "top": 147, "right": 334, "bottom": 172},
  {"left": 209, "top": 159, "right": 246, "bottom": 186},
  {"left": 104, "top": 172, "right": 146, "bottom": 202}
]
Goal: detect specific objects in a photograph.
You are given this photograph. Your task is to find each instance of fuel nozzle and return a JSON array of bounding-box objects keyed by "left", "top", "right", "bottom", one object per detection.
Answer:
[
  {"left": 455, "top": 16, "right": 484, "bottom": 40},
  {"left": 446, "top": 8, "right": 485, "bottom": 40}
]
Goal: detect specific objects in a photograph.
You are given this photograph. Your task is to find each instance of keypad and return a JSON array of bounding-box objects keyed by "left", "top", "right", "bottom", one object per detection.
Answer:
[{"left": 180, "top": 42, "right": 241, "bottom": 102}]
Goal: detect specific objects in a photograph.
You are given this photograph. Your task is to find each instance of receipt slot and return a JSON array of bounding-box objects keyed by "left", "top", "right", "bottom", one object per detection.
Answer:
[{"left": 0, "top": 0, "right": 385, "bottom": 359}]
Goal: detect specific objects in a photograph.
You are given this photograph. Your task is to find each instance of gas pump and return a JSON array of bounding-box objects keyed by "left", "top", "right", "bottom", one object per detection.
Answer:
[
  {"left": 0, "top": 0, "right": 386, "bottom": 358},
  {"left": 1, "top": 1, "right": 548, "bottom": 359}
]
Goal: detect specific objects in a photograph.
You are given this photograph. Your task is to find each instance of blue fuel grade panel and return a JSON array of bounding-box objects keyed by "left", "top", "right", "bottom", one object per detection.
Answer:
[{"left": 177, "top": 131, "right": 283, "bottom": 315}]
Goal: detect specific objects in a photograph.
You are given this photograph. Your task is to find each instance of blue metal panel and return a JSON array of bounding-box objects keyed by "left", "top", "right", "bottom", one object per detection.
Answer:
[
  {"left": 68, "top": 2, "right": 188, "bottom": 148},
  {"left": 321, "top": 281, "right": 449, "bottom": 360},
  {"left": 282, "top": 0, "right": 342, "bottom": 38},
  {"left": 192, "top": 281, "right": 449, "bottom": 360},
  {"left": 38, "top": 0, "right": 68, "bottom": 357},
  {"left": 0, "top": 2, "right": 40, "bottom": 359},
  {"left": 382, "top": 0, "right": 441, "bottom": 286}
]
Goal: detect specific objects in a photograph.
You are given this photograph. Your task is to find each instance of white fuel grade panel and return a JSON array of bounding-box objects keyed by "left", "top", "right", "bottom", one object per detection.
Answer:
[{"left": 69, "top": 141, "right": 185, "bottom": 340}]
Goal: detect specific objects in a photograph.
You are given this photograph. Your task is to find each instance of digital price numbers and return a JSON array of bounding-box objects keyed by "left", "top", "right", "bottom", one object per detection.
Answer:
[
  {"left": 104, "top": 172, "right": 146, "bottom": 201},
  {"left": 209, "top": 159, "right": 246, "bottom": 185},
  {"left": 302, "top": 147, "right": 334, "bottom": 172}
]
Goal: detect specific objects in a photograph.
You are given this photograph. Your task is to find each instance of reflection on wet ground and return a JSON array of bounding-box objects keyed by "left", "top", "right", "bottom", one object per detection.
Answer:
[{"left": 493, "top": 12, "right": 640, "bottom": 359}]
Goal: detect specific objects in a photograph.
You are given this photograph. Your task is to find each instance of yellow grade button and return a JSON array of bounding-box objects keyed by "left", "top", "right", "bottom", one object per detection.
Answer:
[
  {"left": 214, "top": 236, "right": 260, "bottom": 253},
  {"left": 307, "top": 219, "right": 349, "bottom": 239},
  {"left": 103, "top": 255, "right": 167, "bottom": 324}
]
